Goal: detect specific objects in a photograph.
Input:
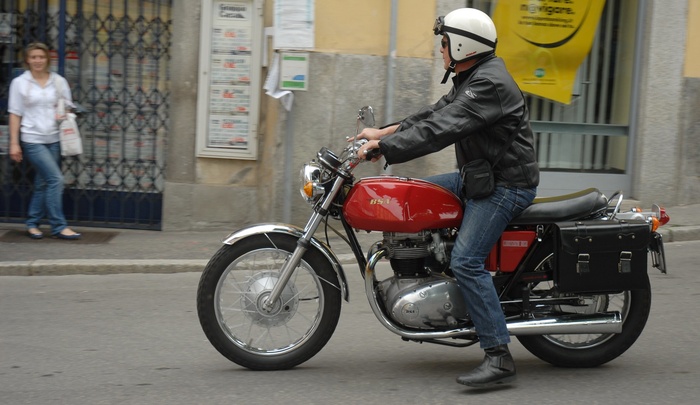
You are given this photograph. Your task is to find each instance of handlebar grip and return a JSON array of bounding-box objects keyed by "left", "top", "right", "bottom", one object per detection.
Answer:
[{"left": 365, "top": 148, "right": 382, "bottom": 160}]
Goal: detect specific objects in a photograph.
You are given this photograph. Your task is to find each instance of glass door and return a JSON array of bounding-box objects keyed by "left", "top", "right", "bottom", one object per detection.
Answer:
[{"left": 527, "top": 0, "right": 642, "bottom": 198}]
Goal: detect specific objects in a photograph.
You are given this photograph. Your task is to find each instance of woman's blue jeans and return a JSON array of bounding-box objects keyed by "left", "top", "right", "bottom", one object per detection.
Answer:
[
  {"left": 425, "top": 172, "right": 536, "bottom": 349},
  {"left": 21, "top": 141, "right": 67, "bottom": 234}
]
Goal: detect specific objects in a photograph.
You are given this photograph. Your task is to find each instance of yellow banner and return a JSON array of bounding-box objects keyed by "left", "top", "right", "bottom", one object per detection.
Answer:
[{"left": 493, "top": 0, "right": 606, "bottom": 104}]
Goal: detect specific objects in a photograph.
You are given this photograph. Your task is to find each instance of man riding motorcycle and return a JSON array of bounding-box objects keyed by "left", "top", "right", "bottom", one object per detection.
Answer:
[{"left": 357, "top": 8, "right": 539, "bottom": 388}]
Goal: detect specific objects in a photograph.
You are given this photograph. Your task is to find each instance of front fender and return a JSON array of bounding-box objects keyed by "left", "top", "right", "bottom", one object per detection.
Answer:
[{"left": 222, "top": 223, "right": 349, "bottom": 302}]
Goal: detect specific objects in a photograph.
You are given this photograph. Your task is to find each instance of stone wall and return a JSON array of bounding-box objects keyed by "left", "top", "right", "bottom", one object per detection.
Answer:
[
  {"left": 678, "top": 77, "right": 700, "bottom": 204},
  {"left": 162, "top": 0, "right": 698, "bottom": 231}
]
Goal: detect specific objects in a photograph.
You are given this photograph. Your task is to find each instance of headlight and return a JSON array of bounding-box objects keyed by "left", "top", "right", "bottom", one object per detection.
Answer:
[{"left": 299, "top": 162, "right": 324, "bottom": 203}]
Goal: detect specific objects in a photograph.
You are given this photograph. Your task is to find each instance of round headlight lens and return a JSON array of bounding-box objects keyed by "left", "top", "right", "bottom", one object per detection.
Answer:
[{"left": 299, "top": 163, "right": 324, "bottom": 203}]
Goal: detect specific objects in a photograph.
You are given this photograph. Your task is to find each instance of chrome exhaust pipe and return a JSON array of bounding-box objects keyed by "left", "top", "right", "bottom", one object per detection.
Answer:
[
  {"left": 507, "top": 312, "right": 622, "bottom": 336},
  {"left": 364, "top": 249, "right": 623, "bottom": 340}
]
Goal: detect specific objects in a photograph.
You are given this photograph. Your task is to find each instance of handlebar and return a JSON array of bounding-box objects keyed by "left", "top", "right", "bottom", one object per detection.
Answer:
[
  {"left": 349, "top": 138, "right": 381, "bottom": 161},
  {"left": 365, "top": 148, "right": 382, "bottom": 160}
]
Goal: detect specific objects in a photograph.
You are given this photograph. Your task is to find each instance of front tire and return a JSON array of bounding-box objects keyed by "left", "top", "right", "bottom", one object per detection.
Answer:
[{"left": 197, "top": 233, "right": 342, "bottom": 370}]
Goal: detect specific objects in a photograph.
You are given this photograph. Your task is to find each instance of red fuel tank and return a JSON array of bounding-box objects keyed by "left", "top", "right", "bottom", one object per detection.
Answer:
[{"left": 343, "top": 176, "right": 463, "bottom": 233}]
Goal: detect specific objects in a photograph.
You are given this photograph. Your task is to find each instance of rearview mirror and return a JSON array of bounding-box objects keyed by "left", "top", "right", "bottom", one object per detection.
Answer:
[{"left": 356, "top": 106, "right": 375, "bottom": 134}]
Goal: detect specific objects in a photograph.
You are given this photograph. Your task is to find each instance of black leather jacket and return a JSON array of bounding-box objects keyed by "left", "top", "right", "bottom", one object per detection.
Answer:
[{"left": 379, "top": 54, "right": 540, "bottom": 188}]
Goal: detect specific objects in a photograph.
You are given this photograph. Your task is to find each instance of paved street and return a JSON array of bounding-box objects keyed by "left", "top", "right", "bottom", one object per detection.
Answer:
[{"left": 1, "top": 241, "right": 699, "bottom": 405}]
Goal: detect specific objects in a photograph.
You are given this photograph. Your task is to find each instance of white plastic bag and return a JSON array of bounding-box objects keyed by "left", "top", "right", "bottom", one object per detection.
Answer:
[{"left": 60, "top": 113, "right": 82, "bottom": 156}]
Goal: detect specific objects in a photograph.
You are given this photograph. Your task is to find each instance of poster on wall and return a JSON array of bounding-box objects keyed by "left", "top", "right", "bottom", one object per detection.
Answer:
[
  {"left": 197, "top": 0, "right": 261, "bottom": 159},
  {"left": 279, "top": 52, "right": 309, "bottom": 91},
  {"left": 273, "top": 0, "right": 314, "bottom": 49},
  {"left": 493, "top": 0, "right": 606, "bottom": 104}
]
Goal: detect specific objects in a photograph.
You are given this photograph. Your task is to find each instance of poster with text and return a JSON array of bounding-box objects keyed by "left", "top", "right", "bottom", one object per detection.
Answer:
[
  {"left": 493, "top": 0, "right": 606, "bottom": 104},
  {"left": 206, "top": 1, "right": 253, "bottom": 150}
]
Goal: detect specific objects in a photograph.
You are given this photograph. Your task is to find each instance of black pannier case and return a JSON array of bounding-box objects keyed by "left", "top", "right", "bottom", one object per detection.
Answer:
[{"left": 554, "top": 219, "right": 650, "bottom": 293}]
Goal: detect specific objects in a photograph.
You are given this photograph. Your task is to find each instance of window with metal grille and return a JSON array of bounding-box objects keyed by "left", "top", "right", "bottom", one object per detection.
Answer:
[{"left": 0, "top": 0, "right": 171, "bottom": 229}]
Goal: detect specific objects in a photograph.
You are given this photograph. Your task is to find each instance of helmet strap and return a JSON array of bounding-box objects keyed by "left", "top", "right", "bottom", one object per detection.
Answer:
[{"left": 441, "top": 61, "right": 456, "bottom": 84}]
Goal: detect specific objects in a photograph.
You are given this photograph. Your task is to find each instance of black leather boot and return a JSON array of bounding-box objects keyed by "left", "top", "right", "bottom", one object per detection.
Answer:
[{"left": 456, "top": 345, "right": 516, "bottom": 388}]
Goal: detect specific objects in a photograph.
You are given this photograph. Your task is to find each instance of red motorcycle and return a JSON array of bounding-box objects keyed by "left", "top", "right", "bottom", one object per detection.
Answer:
[{"left": 197, "top": 106, "right": 669, "bottom": 370}]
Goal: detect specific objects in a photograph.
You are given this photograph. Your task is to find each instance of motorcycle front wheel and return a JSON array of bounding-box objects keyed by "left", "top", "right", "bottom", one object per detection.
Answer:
[{"left": 197, "top": 233, "right": 342, "bottom": 370}]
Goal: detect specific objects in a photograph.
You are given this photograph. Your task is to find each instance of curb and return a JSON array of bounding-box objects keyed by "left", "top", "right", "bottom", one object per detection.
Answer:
[
  {"left": 665, "top": 226, "right": 700, "bottom": 243},
  {"left": 0, "top": 230, "right": 696, "bottom": 277},
  {"left": 0, "top": 255, "right": 361, "bottom": 276},
  {"left": 0, "top": 259, "right": 209, "bottom": 276}
]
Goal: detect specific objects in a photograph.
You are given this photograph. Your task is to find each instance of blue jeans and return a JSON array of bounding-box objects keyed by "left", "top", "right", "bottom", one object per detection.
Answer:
[
  {"left": 21, "top": 141, "right": 68, "bottom": 234},
  {"left": 426, "top": 172, "right": 536, "bottom": 349}
]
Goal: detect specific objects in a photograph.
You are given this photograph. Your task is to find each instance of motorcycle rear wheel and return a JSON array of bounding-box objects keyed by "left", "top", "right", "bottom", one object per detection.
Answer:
[
  {"left": 197, "top": 233, "right": 342, "bottom": 370},
  {"left": 516, "top": 247, "right": 652, "bottom": 368}
]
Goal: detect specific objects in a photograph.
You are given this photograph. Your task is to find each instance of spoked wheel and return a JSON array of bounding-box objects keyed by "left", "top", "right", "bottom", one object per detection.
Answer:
[
  {"left": 197, "top": 233, "right": 342, "bottom": 370},
  {"left": 516, "top": 243, "right": 652, "bottom": 367}
]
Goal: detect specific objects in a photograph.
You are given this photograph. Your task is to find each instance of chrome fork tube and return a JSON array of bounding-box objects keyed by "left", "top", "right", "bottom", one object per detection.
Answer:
[{"left": 262, "top": 176, "right": 346, "bottom": 312}]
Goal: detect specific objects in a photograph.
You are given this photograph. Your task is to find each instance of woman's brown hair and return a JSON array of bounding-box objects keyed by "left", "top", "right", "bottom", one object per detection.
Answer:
[{"left": 23, "top": 42, "right": 51, "bottom": 71}]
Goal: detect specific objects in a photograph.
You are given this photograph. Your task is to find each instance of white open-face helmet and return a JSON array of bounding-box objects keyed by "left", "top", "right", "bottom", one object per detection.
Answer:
[{"left": 434, "top": 8, "right": 497, "bottom": 64}]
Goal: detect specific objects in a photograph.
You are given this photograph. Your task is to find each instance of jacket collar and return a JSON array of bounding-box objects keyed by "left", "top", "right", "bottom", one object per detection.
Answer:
[
  {"left": 22, "top": 70, "right": 55, "bottom": 86},
  {"left": 452, "top": 53, "right": 496, "bottom": 87}
]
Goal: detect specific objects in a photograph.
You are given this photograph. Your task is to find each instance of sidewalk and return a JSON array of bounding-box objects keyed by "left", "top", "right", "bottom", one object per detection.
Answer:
[
  {"left": 0, "top": 222, "right": 369, "bottom": 276},
  {"left": 1, "top": 203, "right": 699, "bottom": 276}
]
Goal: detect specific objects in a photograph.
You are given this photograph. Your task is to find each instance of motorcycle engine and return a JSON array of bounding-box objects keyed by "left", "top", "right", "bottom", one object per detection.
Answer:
[{"left": 377, "top": 232, "right": 469, "bottom": 330}]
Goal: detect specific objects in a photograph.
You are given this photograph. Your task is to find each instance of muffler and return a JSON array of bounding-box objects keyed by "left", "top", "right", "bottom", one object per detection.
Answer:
[
  {"left": 506, "top": 312, "right": 622, "bottom": 336},
  {"left": 370, "top": 304, "right": 622, "bottom": 340}
]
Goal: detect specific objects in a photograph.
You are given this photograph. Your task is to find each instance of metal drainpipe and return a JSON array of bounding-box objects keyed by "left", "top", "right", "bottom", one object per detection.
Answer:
[
  {"left": 58, "top": 0, "right": 67, "bottom": 76},
  {"left": 627, "top": 0, "right": 647, "bottom": 197},
  {"left": 383, "top": 0, "right": 398, "bottom": 175},
  {"left": 283, "top": 105, "right": 294, "bottom": 224}
]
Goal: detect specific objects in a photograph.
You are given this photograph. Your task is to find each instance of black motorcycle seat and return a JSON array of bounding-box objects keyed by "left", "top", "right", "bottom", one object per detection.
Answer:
[{"left": 511, "top": 188, "right": 609, "bottom": 225}]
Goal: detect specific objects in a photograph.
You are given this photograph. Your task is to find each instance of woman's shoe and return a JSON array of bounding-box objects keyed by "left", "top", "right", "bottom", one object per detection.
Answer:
[
  {"left": 27, "top": 228, "right": 43, "bottom": 240},
  {"left": 53, "top": 229, "right": 82, "bottom": 240}
]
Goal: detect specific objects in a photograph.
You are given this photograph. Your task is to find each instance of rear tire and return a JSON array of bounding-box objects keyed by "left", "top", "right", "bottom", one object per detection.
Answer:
[
  {"left": 516, "top": 242, "right": 652, "bottom": 367},
  {"left": 197, "top": 233, "right": 342, "bottom": 370},
  {"left": 517, "top": 288, "right": 651, "bottom": 367}
]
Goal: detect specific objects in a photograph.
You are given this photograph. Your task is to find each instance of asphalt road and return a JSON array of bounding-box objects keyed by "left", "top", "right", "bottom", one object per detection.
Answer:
[{"left": 1, "top": 241, "right": 699, "bottom": 405}]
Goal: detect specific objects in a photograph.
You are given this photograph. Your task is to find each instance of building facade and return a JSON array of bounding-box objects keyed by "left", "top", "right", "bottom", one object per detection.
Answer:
[
  {"left": 165, "top": 0, "right": 698, "bottom": 230},
  {"left": 1, "top": 0, "right": 697, "bottom": 231}
]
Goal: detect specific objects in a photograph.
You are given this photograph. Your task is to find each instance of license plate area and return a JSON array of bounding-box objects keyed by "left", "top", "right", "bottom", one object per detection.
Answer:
[{"left": 649, "top": 232, "right": 667, "bottom": 274}]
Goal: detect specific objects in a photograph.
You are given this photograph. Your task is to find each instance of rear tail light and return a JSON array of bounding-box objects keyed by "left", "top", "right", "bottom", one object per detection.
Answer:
[
  {"left": 658, "top": 207, "right": 670, "bottom": 226},
  {"left": 651, "top": 204, "right": 670, "bottom": 232}
]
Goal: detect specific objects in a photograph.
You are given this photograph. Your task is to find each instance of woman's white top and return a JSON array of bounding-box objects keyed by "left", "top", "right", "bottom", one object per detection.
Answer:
[{"left": 8, "top": 71, "right": 73, "bottom": 144}]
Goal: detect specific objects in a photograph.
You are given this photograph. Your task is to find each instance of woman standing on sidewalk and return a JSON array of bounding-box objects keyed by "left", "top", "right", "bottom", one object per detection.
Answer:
[{"left": 7, "top": 42, "right": 81, "bottom": 240}]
